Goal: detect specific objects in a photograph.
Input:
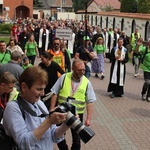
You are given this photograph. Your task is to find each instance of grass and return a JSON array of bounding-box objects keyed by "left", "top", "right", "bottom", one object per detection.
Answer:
[{"left": 0, "top": 37, "right": 10, "bottom": 45}]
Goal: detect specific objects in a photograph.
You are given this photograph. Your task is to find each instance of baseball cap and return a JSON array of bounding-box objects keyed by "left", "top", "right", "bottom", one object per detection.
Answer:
[{"left": 83, "top": 36, "right": 90, "bottom": 41}]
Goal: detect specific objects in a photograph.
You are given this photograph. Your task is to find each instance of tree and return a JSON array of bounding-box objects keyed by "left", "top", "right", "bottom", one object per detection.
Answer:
[
  {"left": 120, "top": 0, "right": 137, "bottom": 13},
  {"left": 33, "top": 0, "right": 44, "bottom": 8},
  {"left": 72, "top": 0, "right": 91, "bottom": 12},
  {"left": 137, "top": 0, "right": 150, "bottom": 13}
]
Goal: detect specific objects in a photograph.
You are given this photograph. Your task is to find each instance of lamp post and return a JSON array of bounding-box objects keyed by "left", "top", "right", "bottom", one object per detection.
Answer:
[{"left": 85, "top": 2, "right": 88, "bottom": 48}]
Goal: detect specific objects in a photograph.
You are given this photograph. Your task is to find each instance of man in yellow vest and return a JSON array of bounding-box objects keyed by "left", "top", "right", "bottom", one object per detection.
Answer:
[
  {"left": 50, "top": 59, "right": 96, "bottom": 150},
  {"left": 0, "top": 72, "right": 18, "bottom": 122},
  {"left": 130, "top": 28, "right": 141, "bottom": 49}
]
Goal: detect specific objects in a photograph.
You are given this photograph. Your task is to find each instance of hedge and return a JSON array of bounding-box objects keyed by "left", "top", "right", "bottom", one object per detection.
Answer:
[{"left": 0, "top": 24, "right": 13, "bottom": 34}]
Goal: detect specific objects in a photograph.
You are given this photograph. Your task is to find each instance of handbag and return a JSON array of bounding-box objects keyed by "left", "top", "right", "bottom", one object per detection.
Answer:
[{"left": 92, "top": 51, "right": 99, "bottom": 59}]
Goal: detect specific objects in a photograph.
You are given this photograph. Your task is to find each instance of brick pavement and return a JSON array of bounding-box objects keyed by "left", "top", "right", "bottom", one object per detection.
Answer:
[{"left": 35, "top": 58, "right": 150, "bottom": 150}]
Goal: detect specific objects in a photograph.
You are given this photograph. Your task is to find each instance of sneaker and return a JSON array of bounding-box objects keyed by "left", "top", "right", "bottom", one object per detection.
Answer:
[
  {"left": 134, "top": 74, "right": 137, "bottom": 77},
  {"left": 101, "top": 75, "right": 105, "bottom": 80},
  {"left": 111, "top": 93, "right": 115, "bottom": 98},
  {"left": 95, "top": 73, "right": 98, "bottom": 78},
  {"left": 137, "top": 73, "right": 140, "bottom": 76},
  {"left": 142, "top": 94, "right": 146, "bottom": 100},
  {"left": 147, "top": 97, "right": 150, "bottom": 102}
]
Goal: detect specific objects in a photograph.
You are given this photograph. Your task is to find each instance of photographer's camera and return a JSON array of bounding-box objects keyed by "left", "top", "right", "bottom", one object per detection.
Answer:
[{"left": 54, "top": 102, "right": 95, "bottom": 143}]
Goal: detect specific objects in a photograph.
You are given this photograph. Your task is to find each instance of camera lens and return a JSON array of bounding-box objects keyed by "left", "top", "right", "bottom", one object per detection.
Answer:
[
  {"left": 66, "top": 112, "right": 95, "bottom": 143},
  {"left": 55, "top": 102, "right": 95, "bottom": 143},
  {"left": 78, "top": 126, "right": 95, "bottom": 143}
]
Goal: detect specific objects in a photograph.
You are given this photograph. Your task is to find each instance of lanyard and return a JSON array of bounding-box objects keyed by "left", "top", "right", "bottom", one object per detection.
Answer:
[
  {"left": 71, "top": 79, "right": 82, "bottom": 96},
  {"left": 0, "top": 94, "right": 8, "bottom": 109}
]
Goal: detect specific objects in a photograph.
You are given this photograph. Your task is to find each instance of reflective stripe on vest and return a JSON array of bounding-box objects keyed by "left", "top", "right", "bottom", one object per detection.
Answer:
[{"left": 58, "top": 72, "right": 88, "bottom": 114}]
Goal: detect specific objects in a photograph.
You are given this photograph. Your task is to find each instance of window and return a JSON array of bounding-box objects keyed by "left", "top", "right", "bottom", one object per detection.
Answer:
[
  {"left": 145, "top": 21, "right": 150, "bottom": 41},
  {"left": 62, "top": 0, "right": 66, "bottom": 4}
]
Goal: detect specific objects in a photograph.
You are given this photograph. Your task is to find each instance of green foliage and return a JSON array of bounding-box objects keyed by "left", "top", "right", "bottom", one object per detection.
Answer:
[
  {"left": 0, "top": 24, "right": 13, "bottom": 34},
  {"left": 137, "top": 0, "right": 150, "bottom": 13},
  {"left": 72, "top": 0, "right": 91, "bottom": 12},
  {"left": 120, "top": 0, "right": 137, "bottom": 13},
  {"left": 33, "top": 0, "right": 44, "bottom": 8}
]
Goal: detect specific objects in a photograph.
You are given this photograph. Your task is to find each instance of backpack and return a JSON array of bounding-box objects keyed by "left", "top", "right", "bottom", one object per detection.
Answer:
[
  {"left": 141, "top": 47, "right": 148, "bottom": 64},
  {"left": 0, "top": 124, "right": 18, "bottom": 150},
  {"left": 0, "top": 100, "right": 25, "bottom": 150}
]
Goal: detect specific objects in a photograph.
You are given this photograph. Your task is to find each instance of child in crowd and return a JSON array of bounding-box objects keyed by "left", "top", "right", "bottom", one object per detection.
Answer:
[{"left": 22, "top": 56, "right": 32, "bottom": 69}]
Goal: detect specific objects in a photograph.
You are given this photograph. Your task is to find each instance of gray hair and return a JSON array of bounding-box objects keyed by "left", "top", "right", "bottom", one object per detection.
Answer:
[{"left": 11, "top": 51, "right": 22, "bottom": 61}]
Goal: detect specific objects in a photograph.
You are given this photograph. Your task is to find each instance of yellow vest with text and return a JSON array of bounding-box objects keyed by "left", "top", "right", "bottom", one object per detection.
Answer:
[{"left": 58, "top": 72, "right": 89, "bottom": 114}]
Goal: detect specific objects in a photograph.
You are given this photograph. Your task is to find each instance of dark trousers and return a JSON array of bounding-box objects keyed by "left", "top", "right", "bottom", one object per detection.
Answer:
[
  {"left": 141, "top": 71, "right": 150, "bottom": 97},
  {"left": 28, "top": 55, "right": 36, "bottom": 65},
  {"left": 141, "top": 82, "right": 150, "bottom": 97},
  {"left": 84, "top": 65, "right": 90, "bottom": 79},
  {"left": 57, "top": 114, "right": 83, "bottom": 150}
]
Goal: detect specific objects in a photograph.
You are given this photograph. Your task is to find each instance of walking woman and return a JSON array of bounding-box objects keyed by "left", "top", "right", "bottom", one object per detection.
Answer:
[
  {"left": 130, "top": 38, "right": 145, "bottom": 77},
  {"left": 25, "top": 34, "right": 39, "bottom": 65},
  {"left": 91, "top": 37, "right": 106, "bottom": 79}
]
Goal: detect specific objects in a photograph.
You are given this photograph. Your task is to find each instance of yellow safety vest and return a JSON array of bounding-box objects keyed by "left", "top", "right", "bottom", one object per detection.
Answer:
[
  {"left": 8, "top": 87, "right": 19, "bottom": 101},
  {"left": 58, "top": 72, "right": 89, "bottom": 114},
  {"left": 131, "top": 33, "right": 140, "bottom": 45}
]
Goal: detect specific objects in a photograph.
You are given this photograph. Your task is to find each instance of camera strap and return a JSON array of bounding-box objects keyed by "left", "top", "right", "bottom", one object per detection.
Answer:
[{"left": 17, "top": 96, "right": 49, "bottom": 118}]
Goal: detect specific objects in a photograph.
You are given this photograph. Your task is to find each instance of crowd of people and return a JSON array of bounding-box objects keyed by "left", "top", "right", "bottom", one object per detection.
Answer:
[{"left": 0, "top": 17, "right": 150, "bottom": 150}]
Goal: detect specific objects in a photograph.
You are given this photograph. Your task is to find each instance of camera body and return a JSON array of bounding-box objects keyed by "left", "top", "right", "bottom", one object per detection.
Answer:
[{"left": 55, "top": 102, "right": 95, "bottom": 143}]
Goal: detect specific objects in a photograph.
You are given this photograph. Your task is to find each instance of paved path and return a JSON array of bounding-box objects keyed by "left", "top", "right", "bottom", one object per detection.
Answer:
[{"left": 36, "top": 58, "right": 150, "bottom": 150}]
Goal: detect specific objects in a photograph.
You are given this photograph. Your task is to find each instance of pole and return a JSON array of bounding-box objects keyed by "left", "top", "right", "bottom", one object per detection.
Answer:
[
  {"left": 60, "top": 0, "right": 62, "bottom": 12},
  {"left": 85, "top": 2, "right": 88, "bottom": 48}
]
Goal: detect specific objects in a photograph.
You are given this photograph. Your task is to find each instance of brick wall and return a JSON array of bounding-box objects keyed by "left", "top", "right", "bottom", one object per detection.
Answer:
[{"left": 3, "top": 0, "right": 33, "bottom": 20}]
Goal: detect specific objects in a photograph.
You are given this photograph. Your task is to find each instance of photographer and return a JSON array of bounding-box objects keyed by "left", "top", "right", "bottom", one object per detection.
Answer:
[
  {"left": 50, "top": 59, "right": 96, "bottom": 150},
  {"left": 3, "top": 66, "right": 70, "bottom": 150}
]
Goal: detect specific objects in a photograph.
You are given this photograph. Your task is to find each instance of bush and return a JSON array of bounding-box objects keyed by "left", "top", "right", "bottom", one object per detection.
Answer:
[
  {"left": 0, "top": 24, "right": 13, "bottom": 34},
  {"left": 138, "top": 0, "right": 150, "bottom": 13}
]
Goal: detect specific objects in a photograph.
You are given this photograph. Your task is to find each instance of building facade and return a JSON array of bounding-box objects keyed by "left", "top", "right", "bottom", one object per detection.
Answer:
[
  {"left": 77, "top": 12, "right": 150, "bottom": 41},
  {"left": 3, "top": 0, "right": 33, "bottom": 20},
  {"left": 1, "top": 0, "right": 73, "bottom": 20}
]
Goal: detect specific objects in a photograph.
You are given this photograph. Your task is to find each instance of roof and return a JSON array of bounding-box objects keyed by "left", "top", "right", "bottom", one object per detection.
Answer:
[
  {"left": 88, "top": 0, "right": 120, "bottom": 9},
  {"left": 97, "top": 12, "right": 150, "bottom": 20},
  {"left": 49, "top": 0, "right": 73, "bottom": 8}
]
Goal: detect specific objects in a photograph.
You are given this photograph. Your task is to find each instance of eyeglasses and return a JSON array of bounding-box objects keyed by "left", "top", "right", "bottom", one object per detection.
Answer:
[
  {"left": 76, "top": 69, "right": 85, "bottom": 72},
  {"left": 54, "top": 43, "right": 60, "bottom": 46}
]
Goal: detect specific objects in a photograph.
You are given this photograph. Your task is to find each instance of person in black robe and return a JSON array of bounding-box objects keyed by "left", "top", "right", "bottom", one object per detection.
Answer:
[{"left": 107, "top": 38, "right": 129, "bottom": 98}]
